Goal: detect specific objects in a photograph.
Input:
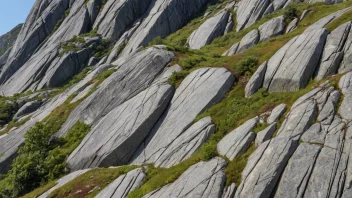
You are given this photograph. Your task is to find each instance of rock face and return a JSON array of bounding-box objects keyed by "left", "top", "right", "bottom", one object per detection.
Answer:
[
  {"left": 0, "top": 24, "right": 22, "bottom": 57},
  {"left": 258, "top": 16, "right": 285, "bottom": 42},
  {"left": 95, "top": 168, "right": 146, "bottom": 198},
  {"left": 235, "top": 137, "right": 298, "bottom": 198},
  {"left": 316, "top": 22, "right": 351, "bottom": 81},
  {"left": 143, "top": 157, "right": 226, "bottom": 198},
  {"left": 255, "top": 123, "right": 277, "bottom": 147},
  {"left": 237, "top": 30, "right": 260, "bottom": 53},
  {"left": 131, "top": 68, "right": 234, "bottom": 166},
  {"left": 223, "top": 183, "right": 236, "bottom": 198},
  {"left": 339, "top": 72, "right": 352, "bottom": 121},
  {"left": 217, "top": 117, "right": 258, "bottom": 160},
  {"left": 245, "top": 61, "right": 267, "bottom": 97},
  {"left": 263, "top": 28, "right": 329, "bottom": 92},
  {"left": 339, "top": 22, "right": 352, "bottom": 74},
  {"left": 285, "top": 18, "right": 298, "bottom": 33},
  {"left": 267, "top": 104, "right": 287, "bottom": 124},
  {"left": 13, "top": 100, "right": 43, "bottom": 119},
  {"left": 57, "top": 48, "right": 174, "bottom": 138},
  {"left": 236, "top": 0, "right": 270, "bottom": 31},
  {"left": 187, "top": 10, "right": 231, "bottom": 49}
]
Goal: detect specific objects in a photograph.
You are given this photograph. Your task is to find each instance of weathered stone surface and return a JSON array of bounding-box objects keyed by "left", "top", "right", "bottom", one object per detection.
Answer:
[
  {"left": 223, "top": 183, "right": 237, "bottom": 198},
  {"left": 267, "top": 104, "right": 287, "bottom": 124},
  {"left": 318, "top": 90, "right": 340, "bottom": 125},
  {"left": 187, "top": 10, "right": 231, "bottom": 49},
  {"left": 154, "top": 117, "right": 215, "bottom": 168},
  {"left": 272, "top": 0, "right": 289, "bottom": 10},
  {"left": 95, "top": 168, "right": 146, "bottom": 198},
  {"left": 277, "top": 99, "right": 318, "bottom": 139},
  {"left": 339, "top": 71, "right": 352, "bottom": 94},
  {"left": 259, "top": 16, "right": 285, "bottom": 42},
  {"left": 236, "top": 0, "right": 270, "bottom": 31},
  {"left": 285, "top": 18, "right": 298, "bottom": 33},
  {"left": 13, "top": 100, "right": 43, "bottom": 119},
  {"left": 143, "top": 157, "right": 226, "bottom": 198},
  {"left": 237, "top": 29, "right": 260, "bottom": 53},
  {"left": 255, "top": 123, "right": 277, "bottom": 147},
  {"left": 57, "top": 48, "right": 174, "bottom": 138},
  {"left": 339, "top": 22, "right": 352, "bottom": 74},
  {"left": 301, "top": 123, "right": 326, "bottom": 144},
  {"left": 339, "top": 72, "right": 352, "bottom": 121},
  {"left": 121, "top": 0, "right": 211, "bottom": 56},
  {"left": 274, "top": 143, "right": 322, "bottom": 198},
  {"left": 0, "top": 49, "right": 11, "bottom": 69},
  {"left": 235, "top": 137, "right": 298, "bottom": 198},
  {"left": 131, "top": 68, "right": 234, "bottom": 165},
  {"left": 263, "top": 28, "right": 329, "bottom": 92},
  {"left": 70, "top": 83, "right": 96, "bottom": 104},
  {"left": 222, "top": 43, "right": 239, "bottom": 56},
  {"left": 316, "top": 22, "right": 351, "bottom": 81},
  {"left": 39, "top": 169, "right": 90, "bottom": 198},
  {"left": 93, "top": 0, "right": 152, "bottom": 43},
  {"left": 224, "top": 13, "right": 234, "bottom": 34},
  {"left": 300, "top": 10, "right": 310, "bottom": 21},
  {"left": 217, "top": 117, "right": 258, "bottom": 160},
  {"left": 245, "top": 61, "right": 267, "bottom": 97}
]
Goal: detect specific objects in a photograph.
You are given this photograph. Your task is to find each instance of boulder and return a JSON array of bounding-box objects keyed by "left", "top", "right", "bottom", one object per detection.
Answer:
[
  {"left": 316, "top": 22, "right": 351, "bottom": 81},
  {"left": 245, "top": 61, "right": 267, "bottom": 97},
  {"left": 187, "top": 10, "right": 231, "bottom": 49},
  {"left": 217, "top": 117, "right": 258, "bottom": 160},
  {"left": 131, "top": 68, "right": 234, "bottom": 165},
  {"left": 222, "top": 183, "right": 236, "bottom": 198},
  {"left": 95, "top": 168, "right": 146, "bottom": 198},
  {"left": 258, "top": 16, "right": 285, "bottom": 42},
  {"left": 274, "top": 143, "right": 322, "bottom": 198},
  {"left": 267, "top": 103, "right": 287, "bottom": 124},
  {"left": 235, "top": 137, "right": 298, "bottom": 198},
  {"left": 143, "top": 157, "right": 226, "bottom": 198},
  {"left": 236, "top": 0, "right": 270, "bottom": 31},
  {"left": 255, "top": 123, "right": 277, "bottom": 147},
  {"left": 263, "top": 28, "right": 329, "bottom": 92},
  {"left": 237, "top": 29, "right": 260, "bottom": 53},
  {"left": 13, "top": 100, "right": 43, "bottom": 119},
  {"left": 285, "top": 18, "right": 298, "bottom": 33}
]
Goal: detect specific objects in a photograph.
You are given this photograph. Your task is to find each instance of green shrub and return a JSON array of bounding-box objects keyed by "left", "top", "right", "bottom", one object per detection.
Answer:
[
  {"left": 284, "top": 5, "right": 298, "bottom": 21},
  {"left": 180, "top": 55, "right": 206, "bottom": 70},
  {"left": 0, "top": 100, "right": 17, "bottom": 126},
  {"left": 236, "top": 56, "right": 259, "bottom": 76}
]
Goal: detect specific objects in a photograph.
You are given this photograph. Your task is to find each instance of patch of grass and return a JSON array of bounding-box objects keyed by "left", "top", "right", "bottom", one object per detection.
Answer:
[
  {"left": 168, "top": 71, "right": 190, "bottom": 87},
  {"left": 21, "top": 181, "right": 56, "bottom": 198}
]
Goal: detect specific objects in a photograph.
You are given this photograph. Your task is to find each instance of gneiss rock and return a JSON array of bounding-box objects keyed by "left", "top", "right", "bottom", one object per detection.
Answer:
[
  {"left": 317, "top": 90, "right": 340, "bottom": 125},
  {"left": 339, "top": 72, "right": 352, "bottom": 121},
  {"left": 131, "top": 68, "right": 234, "bottom": 166},
  {"left": 315, "top": 22, "right": 351, "bottom": 81},
  {"left": 38, "top": 169, "right": 91, "bottom": 198},
  {"left": 13, "top": 100, "right": 43, "bottom": 119},
  {"left": 143, "top": 157, "right": 226, "bottom": 198},
  {"left": 236, "top": 0, "right": 270, "bottom": 31},
  {"left": 187, "top": 10, "right": 231, "bottom": 49},
  {"left": 235, "top": 137, "right": 298, "bottom": 198},
  {"left": 56, "top": 48, "right": 174, "bottom": 138},
  {"left": 258, "top": 16, "right": 285, "bottom": 42},
  {"left": 263, "top": 28, "right": 329, "bottom": 92},
  {"left": 67, "top": 83, "right": 174, "bottom": 170},
  {"left": 222, "top": 183, "right": 237, "bottom": 198},
  {"left": 285, "top": 18, "right": 298, "bottom": 33},
  {"left": 245, "top": 61, "right": 267, "bottom": 97},
  {"left": 267, "top": 103, "right": 287, "bottom": 124},
  {"left": 95, "top": 168, "right": 146, "bottom": 198},
  {"left": 237, "top": 29, "right": 260, "bottom": 53},
  {"left": 255, "top": 122, "right": 277, "bottom": 147},
  {"left": 217, "top": 117, "right": 258, "bottom": 160},
  {"left": 274, "top": 143, "right": 322, "bottom": 198},
  {"left": 222, "top": 43, "right": 239, "bottom": 56},
  {"left": 339, "top": 22, "right": 352, "bottom": 74},
  {"left": 301, "top": 123, "right": 326, "bottom": 144}
]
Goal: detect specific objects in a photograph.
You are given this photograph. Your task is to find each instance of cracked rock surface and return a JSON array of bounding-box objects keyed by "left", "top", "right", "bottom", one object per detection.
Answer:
[{"left": 258, "top": 16, "right": 285, "bottom": 42}]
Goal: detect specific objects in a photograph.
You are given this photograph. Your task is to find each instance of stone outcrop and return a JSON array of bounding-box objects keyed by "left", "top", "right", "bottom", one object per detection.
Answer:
[
  {"left": 245, "top": 61, "right": 267, "bottom": 97},
  {"left": 267, "top": 104, "right": 287, "bottom": 124},
  {"left": 255, "top": 123, "right": 277, "bottom": 147},
  {"left": 339, "top": 22, "right": 352, "bottom": 74},
  {"left": 258, "top": 16, "right": 285, "bottom": 42},
  {"left": 217, "top": 117, "right": 258, "bottom": 160},
  {"left": 131, "top": 68, "right": 234, "bottom": 166},
  {"left": 187, "top": 10, "right": 232, "bottom": 49},
  {"left": 339, "top": 72, "right": 352, "bottom": 121},
  {"left": 286, "top": 18, "right": 298, "bottom": 33},
  {"left": 236, "top": 0, "right": 270, "bottom": 31},
  {"left": 223, "top": 29, "right": 260, "bottom": 56},
  {"left": 143, "top": 157, "right": 226, "bottom": 198},
  {"left": 13, "top": 100, "right": 43, "bottom": 119},
  {"left": 95, "top": 168, "right": 146, "bottom": 198},
  {"left": 222, "top": 183, "right": 236, "bottom": 198}
]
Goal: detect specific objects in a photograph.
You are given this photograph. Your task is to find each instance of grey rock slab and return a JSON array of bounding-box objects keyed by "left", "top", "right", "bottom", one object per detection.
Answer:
[
  {"left": 272, "top": 0, "right": 289, "bottom": 10},
  {"left": 217, "top": 117, "right": 258, "bottom": 160},
  {"left": 39, "top": 169, "right": 91, "bottom": 198},
  {"left": 13, "top": 100, "right": 43, "bottom": 119},
  {"left": 339, "top": 71, "right": 352, "bottom": 94},
  {"left": 224, "top": 13, "right": 234, "bottom": 34},
  {"left": 301, "top": 123, "right": 326, "bottom": 144},
  {"left": 316, "top": 22, "right": 351, "bottom": 81},
  {"left": 0, "top": 49, "right": 11, "bottom": 69},
  {"left": 222, "top": 183, "right": 236, "bottom": 198},
  {"left": 245, "top": 61, "right": 267, "bottom": 97},
  {"left": 235, "top": 137, "right": 298, "bottom": 198},
  {"left": 120, "top": 0, "right": 211, "bottom": 56},
  {"left": 300, "top": 10, "right": 310, "bottom": 21},
  {"left": 258, "top": 16, "right": 285, "bottom": 42},
  {"left": 131, "top": 68, "right": 234, "bottom": 165},
  {"left": 236, "top": 29, "right": 260, "bottom": 53},
  {"left": 143, "top": 157, "right": 226, "bottom": 198},
  {"left": 187, "top": 10, "right": 231, "bottom": 49},
  {"left": 152, "top": 64, "right": 182, "bottom": 85},
  {"left": 317, "top": 90, "right": 340, "bottom": 125},
  {"left": 274, "top": 143, "right": 322, "bottom": 198},
  {"left": 338, "top": 73, "right": 352, "bottom": 121},
  {"left": 70, "top": 83, "right": 96, "bottom": 104},
  {"left": 95, "top": 168, "right": 146, "bottom": 198},
  {"left": 285, "top": 18, "right": 298, "bottom": 33},
  {"left": 255, "top": 122, "right": 277, "bottom": 147},
  {"left": 57, "top": 48, "right": 174, "bottom": 138},
  {"left": 236, "top": 0, "right": 270, "bottom": 31},
  {"left": 264, "top": 28, "right": 329, "bottom": 92},
  {"left": 267, "top": 103, "right": 287, "bottom": 124},
  {"left": 222, "top": 43, "right": 239, "bottom": 56},
  {"left": 277, "top": 100, "right": 318, "bottom": 139},
  {"left": 263, "top": 3, "right": 274, "bottom": 16},
  {"left": 88, "top": 57, "right": 100, "bottom": 67},
  {"left": 154, "top": 117, "right": 215, "bottom": 168},
  {"left": 339, "top": 21, "right": 352, "bottom": 74}
]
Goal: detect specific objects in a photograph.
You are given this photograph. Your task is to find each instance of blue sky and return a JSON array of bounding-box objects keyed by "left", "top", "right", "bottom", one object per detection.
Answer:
[{"left": 0, "top": 0, "right": 35, "bottom": 35}]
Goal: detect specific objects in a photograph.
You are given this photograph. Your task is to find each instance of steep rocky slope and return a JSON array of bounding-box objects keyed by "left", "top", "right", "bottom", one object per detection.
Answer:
[{"left": 2, "top": 0, "right": 352, "bottom": 198}]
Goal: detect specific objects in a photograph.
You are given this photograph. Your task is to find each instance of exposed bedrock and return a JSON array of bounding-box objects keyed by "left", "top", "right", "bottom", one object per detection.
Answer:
[
  {"left": 236, "top": 0, "right": 270, "bottom": 31},
  {"left": 258, "top": 16, "right": 285, "bottom": 42}
]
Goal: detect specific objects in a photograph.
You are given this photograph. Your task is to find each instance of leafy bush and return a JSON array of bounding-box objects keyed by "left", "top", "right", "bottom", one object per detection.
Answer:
[
  {"left": 236, "top": 56, "right": 259, "bottom": 76},
  {"left": 0, "top": 100, "right": 17, "bottom": 126}
]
